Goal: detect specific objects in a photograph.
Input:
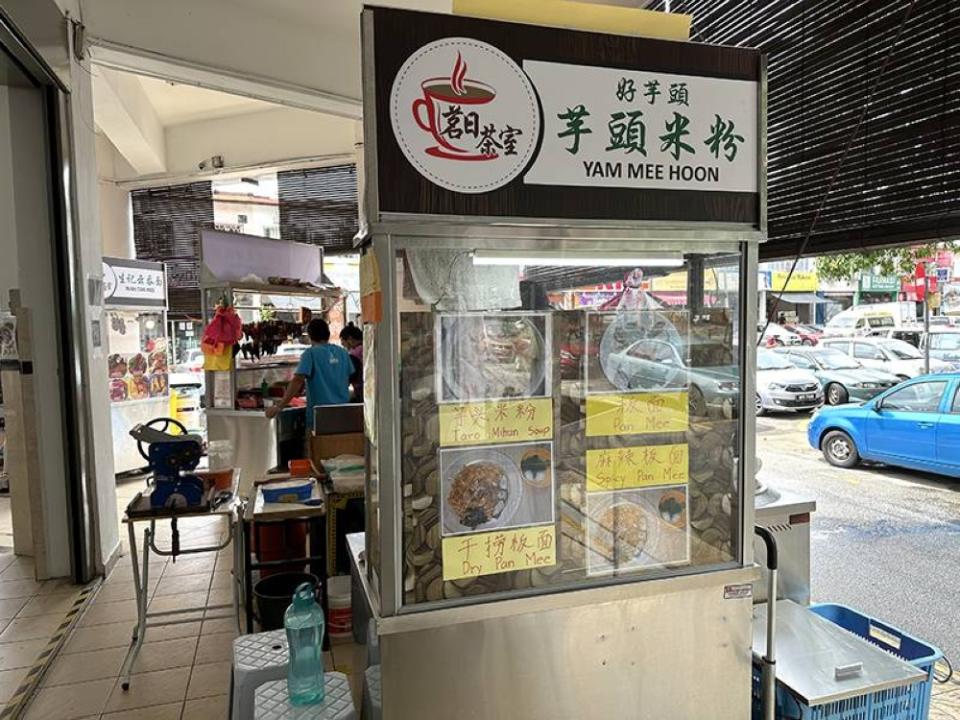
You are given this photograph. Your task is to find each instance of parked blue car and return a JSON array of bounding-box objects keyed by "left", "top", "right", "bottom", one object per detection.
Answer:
[{"left": 808, "top": 373, "right": 960, "bottom": 477}]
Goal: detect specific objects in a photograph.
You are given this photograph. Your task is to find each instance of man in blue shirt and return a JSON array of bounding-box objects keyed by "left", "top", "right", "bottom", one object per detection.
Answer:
[{"left": 266, "top": 319, "right": 352, "bottom": 431}]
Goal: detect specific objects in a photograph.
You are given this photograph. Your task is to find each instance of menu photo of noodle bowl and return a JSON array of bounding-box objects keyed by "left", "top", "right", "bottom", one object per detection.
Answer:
[
  {"left": 440, "top": 441, "right": 556, "bottom": 537},
  {"left": 585, "top": 486, "right": 690, "bottom": 576},
  {"left": 437, "top": 312, "right": 551, "bottom": 403}
]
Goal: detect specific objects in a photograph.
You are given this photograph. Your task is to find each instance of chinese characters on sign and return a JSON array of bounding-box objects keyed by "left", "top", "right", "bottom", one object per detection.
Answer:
[
  {"left": 439, "top": 397, "right": 553, "bottom": 447},
  {"left": 524, "top": 61, "right": 758, "bottom": 192},
  {"left": 103, "top": 258, "right": 166, "bottom": 307},
  {"left": 390, "top": 39, "right": 541, "bottom": 193},
  {"left": 586, "top": 444, "right": 689, "bottom": 492},
  {"left": 441, "top": 525, "right": 557, "bottom": 581},
  {"left": 585, "top": 392, "right": 689, "bottom": 437}
]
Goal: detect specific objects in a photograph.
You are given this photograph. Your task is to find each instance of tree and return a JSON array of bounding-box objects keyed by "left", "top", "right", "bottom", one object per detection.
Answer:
[{"left": 815, "top": 243, "right": 960, "bottom": 281}]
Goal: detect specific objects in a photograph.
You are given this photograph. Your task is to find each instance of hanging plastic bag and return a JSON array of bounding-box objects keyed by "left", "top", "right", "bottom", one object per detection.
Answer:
[{"left": 202, "top": 305, "right": 243, "bottom": 371}]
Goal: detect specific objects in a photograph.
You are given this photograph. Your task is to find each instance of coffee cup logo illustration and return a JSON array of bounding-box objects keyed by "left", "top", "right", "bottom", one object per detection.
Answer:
[{"left": 391, "top": 38, "right": 541, "bottom": 193}]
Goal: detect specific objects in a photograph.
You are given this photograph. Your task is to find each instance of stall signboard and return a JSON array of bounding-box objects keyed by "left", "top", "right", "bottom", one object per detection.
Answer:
[
  {"left": 368, "top": 8, "right": 761, "bottom": 225},
  {"left": 103, "top": 257, "right": 166, "bottom": 308},
  {"left": 859, "top": 275, "right": 900, "bottom": 293},
  {"left": 439, "top": 397, "right": 552, "bottom": 446},
  {"left": 585, "top": 392, "right": 688, "bottom": 437}
]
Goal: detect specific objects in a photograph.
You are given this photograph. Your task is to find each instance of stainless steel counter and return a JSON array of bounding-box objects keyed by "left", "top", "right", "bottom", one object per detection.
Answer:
[
  {"left": 753, "top": 600, "right": 924, "bottom": 706},
  {"left": 754, "top": 483, "right": 816, "bottom": 605},
  {"left": 348, "top": 531, "right": 757, "bottom": 720}
]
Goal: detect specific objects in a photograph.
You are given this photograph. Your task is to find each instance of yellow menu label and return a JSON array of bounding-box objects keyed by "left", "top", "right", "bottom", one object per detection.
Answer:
[
  {"left": 585, "top": 443, "right": 689, "bottom": 492},
  {"left": 439, "top": 398, "right": 553, "bottom": 447},
  {"left": 442, "top": 525, "right": 557, "bottom": 581},
  {"left": 585, "top": 392, "right": 687, "bottom": 437}
]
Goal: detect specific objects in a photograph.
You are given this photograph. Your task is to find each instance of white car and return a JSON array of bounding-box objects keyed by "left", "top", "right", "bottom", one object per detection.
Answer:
[
  {"left": 820, "top": 337, "right": 951, "bottom": 379},
  {"left": 756, "top": 350, "right": 823, "bottom": 415}
]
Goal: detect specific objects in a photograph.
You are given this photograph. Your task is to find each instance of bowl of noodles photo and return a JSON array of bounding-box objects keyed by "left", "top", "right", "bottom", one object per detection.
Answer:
[{"left": 442, "top": 449, "right": 524, "bottom": 535}]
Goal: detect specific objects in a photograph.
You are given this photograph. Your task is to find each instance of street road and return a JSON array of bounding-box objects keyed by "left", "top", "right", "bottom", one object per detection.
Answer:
[{"left": 756, "top": 413, "right": 960, "bottom": 669}]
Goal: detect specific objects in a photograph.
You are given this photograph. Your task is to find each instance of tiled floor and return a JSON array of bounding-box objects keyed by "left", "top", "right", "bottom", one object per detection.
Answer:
[
  {"left": 0, "top": 550, "right": 83, "bottom": 707},
  {"left": 0, "top": 476, "right": 365, "bottom": 719},
  {"left": 32, "top": 480, "right": 960, "bottom": 720},
  {"left": 23, "top": 508, "right": 240, "bottom": 720}
]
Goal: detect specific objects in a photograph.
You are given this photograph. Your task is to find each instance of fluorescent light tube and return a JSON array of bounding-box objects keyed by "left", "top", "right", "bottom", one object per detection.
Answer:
[{"left": 472, "top": 250, "right": 684, "bottom": 267}]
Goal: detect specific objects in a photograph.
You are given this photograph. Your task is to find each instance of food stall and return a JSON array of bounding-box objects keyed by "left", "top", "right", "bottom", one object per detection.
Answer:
[
  {"left": 355, "top": 7, "right": 763, "bottom": 718},
  {"left": 200, "top": 229, "right": 343, "bottom": 485},
  {"left": 103, "top": 257, "right": 170, "bottom": 474}
]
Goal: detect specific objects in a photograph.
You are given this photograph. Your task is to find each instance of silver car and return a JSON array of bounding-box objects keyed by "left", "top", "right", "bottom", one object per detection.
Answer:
[
  {"left": 756, "top": 350, "right": 823, "bottom": 415},
  {"left": 602, "top": 338, "right": 739, "bottom": 418}
]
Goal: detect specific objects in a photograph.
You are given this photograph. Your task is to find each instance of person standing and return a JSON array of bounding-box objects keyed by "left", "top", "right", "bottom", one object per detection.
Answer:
[
  {"left": 339, "top": 322, "right": 363, "bottom": 401},
  {"left": 266, "top": 319, "right": 351, "bottom": 431}
]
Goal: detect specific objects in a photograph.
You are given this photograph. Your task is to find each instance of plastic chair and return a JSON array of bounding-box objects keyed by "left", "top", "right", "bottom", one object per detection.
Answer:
[
  {"left": 232, "top": 630, "right": 289, "bottom": 720},
  {"left": 255, "top": 673, "right": 356, "bottom": 719},
  {"left": 362, "top": 665, "right": 382, "bottom": 720}
]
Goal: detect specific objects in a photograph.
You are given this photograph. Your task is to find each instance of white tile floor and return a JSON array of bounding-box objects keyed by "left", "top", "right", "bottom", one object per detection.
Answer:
[
  {"left": 3, "top": 482, "right": 957, "bottom": 718},
  {"left": 0, "top": 477, "right": 366, "bottom": 718}
]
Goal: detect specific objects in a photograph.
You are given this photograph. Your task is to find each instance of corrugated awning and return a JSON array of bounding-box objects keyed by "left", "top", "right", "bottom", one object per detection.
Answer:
[{"left": 775, "top": 292, "right": 830, "bottom": 304}]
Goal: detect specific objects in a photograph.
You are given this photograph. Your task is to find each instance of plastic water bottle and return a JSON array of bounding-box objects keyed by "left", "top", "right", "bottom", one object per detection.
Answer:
[{"left": 285, "top": 582, "right": 325, "bottom": 705}]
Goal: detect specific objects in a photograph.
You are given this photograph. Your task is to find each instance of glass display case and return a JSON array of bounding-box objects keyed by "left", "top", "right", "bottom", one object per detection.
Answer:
[{"left": 365, "top": 235, "right": 748, "bottom": 610}]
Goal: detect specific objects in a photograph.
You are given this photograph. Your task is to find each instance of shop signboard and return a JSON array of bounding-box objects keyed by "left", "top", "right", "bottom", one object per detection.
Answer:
[
  {"left": 103, "top": 257, "right": 166, "bottom": 308},
  {"left": 651, "top": 270, "right": 718, "bottom": 293},
  {"left": 770, "top": 270, "right": 818, "bottom": 293},
  {"left": 859, "top": 275, "right": 899, "bottom": 293},
  {"left": 369, "top": 8, "right": 761, "bottom": 225}
]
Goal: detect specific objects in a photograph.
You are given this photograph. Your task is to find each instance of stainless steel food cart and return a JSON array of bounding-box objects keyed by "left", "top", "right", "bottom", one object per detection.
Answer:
[
  {"left": 356, "top": 7, "right": 765, "bottom": 718},
  {"left": 199, "top": 229, "right": 342, "bottom": 484}
]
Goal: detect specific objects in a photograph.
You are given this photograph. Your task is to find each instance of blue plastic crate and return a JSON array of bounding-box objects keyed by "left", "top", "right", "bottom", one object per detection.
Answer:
[{"left": 752, "top": 603, "right": 942, "bottom": 720}]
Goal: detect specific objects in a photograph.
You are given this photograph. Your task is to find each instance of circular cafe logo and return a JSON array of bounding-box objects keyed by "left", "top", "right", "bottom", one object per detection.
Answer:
[
  {"left": 102, "top": 262, "right": 118, "bottom": 300},
  {"left": 390, "top": 38, "right": 541, "bottom": 194}
]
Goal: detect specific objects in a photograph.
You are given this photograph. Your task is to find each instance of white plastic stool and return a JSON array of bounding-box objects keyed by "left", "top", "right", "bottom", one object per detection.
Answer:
[
  {"left": 254, "top": 673, "right": 356, "bottom": 720},
  {"left": 362, "top": 665, "right": 382, "bottom": 720},
  {"left": 232, "top": 630, "right": 289, "bottom": 720}
]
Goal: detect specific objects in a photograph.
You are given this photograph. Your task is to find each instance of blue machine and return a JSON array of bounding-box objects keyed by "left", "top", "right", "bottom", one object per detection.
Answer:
[{"left": 130, "top": 419, "right": 207, "bottom": 509}]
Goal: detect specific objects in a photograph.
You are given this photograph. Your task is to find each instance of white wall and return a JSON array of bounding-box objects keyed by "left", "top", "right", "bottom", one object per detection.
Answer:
[
  {"left": 163, "top": 107, "right": 355, "bottom": 178},
  {"left": 72, "top": 57, "right": 122, "bottom": 572},
  {"left": 80, "top": 0, "right": 450, "bottom": 116},
  {"left": 96, "top": 134, "right": 134, "bottom": 258}
]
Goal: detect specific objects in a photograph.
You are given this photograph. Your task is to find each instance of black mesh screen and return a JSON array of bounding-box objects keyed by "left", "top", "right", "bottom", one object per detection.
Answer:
[
  {"left": 131, "top": 182, "right": 213, "bottom": 317},
  {"left": 651, "top": 0, "right": 960, "bottom": 259},
  {"left": 277, "top": 165, "right": 359, "bottom": 251}
]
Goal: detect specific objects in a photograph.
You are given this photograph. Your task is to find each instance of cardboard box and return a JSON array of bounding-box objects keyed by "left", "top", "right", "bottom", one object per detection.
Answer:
[{"left": 311, "top": 432, "right": 364, "bottom": 466}]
